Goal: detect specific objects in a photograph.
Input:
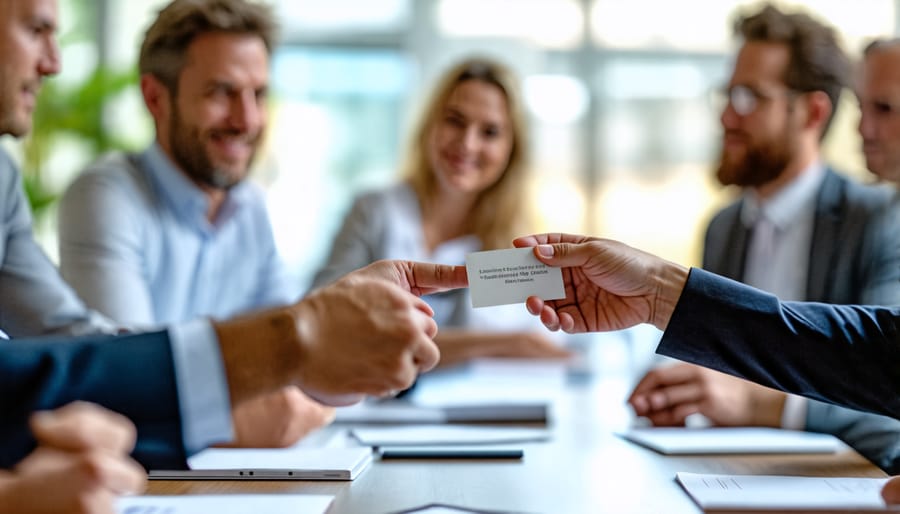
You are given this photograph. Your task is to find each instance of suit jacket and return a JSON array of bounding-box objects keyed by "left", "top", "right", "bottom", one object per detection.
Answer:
[
  {"left": 658, "top": 268, "right": 900, "bottom": 424},
  {"left": 702, "top": 169, "right": 900, "bottom": 472},
  {"left": 0, "top": 149, "right": 113, "bottom": 336},
  {"left": 0, "top": 330, "right": 186, "bottom": 470}
]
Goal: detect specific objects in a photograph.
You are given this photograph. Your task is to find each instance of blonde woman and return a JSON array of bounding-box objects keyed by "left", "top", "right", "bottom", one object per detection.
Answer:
[{"left": 314, "top": 57, "right": 569, "bottom": 368}]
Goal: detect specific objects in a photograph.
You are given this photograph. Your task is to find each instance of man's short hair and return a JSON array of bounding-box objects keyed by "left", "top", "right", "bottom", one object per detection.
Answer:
[
  {"left": 735, "top": 3, "right": 850, "bottom": 136},
  {"left": 139, "top": 0, "right": 276, "bottom": 93}
]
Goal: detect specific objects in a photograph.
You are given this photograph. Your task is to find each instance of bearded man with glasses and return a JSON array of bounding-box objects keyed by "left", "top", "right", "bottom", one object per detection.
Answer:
[{"left": 628, "top": 4, "right": 900, "bottom": 474}]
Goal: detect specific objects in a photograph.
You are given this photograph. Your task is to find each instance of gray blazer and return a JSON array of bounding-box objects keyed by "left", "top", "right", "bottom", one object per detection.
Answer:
[
  {"left": 0, "top": 148, "right": 112, "bottom": 336},
  {"left": 703, "top": 168, "right": 900, "bottom": 473}
]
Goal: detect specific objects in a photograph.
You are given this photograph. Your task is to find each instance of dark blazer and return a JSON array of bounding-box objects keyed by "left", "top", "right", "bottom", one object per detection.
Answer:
[
  {"left": 704, "top": 169, "right": 900, "bottom": 304},
  {"left": 658, "top": 268, "right": 900, "bottom": 421},
  {"left": 702, "top": 169, "right": 900, "bottom": 472},
  {"left": 0, "top": 330, "right": 186, "bottom": 470}
]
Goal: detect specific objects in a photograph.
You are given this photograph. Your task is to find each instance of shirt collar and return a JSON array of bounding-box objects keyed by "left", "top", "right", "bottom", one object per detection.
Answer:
[
  {"left": 740, "top": 161, "right": 826, "bottom": 230},
  {"left": 139, "top": 142, "right": 253, "bottom": 231}
]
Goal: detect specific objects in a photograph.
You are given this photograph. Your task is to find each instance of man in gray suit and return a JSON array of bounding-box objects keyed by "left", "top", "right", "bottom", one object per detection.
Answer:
[{"left": 628, "top": 5, "right": 900, "bottom": 473}]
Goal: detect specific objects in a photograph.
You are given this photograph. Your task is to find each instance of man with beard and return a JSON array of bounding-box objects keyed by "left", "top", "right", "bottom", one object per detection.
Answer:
[
  {"left": 627, "top": 4, "right": 900, "bottom": 473},
  {"left": 57, "top": 0, "right": 335, "bottom": 448}
]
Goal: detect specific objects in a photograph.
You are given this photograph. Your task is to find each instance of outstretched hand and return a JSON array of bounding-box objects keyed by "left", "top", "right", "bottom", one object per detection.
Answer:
[{"left": 512, "top": 233, "right": 689, "bottom": 333}]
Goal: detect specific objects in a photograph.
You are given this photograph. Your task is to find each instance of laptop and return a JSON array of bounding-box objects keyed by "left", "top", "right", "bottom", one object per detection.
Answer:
[{"left": 149, "top": 446, "right": 373, "bottom": 481}]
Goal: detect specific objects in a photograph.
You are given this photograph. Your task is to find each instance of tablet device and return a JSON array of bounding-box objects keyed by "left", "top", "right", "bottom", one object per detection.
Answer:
[{"left": 149, "top": 446, "right": 373, "bottom": 481}]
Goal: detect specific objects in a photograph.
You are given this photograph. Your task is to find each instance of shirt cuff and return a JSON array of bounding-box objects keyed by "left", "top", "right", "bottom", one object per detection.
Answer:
[
  {"left": 168, "top": 319, "right": 234, "bottom": 454},
  {"left": 780, "top": 394, "right": 808, "bottom": 430}
]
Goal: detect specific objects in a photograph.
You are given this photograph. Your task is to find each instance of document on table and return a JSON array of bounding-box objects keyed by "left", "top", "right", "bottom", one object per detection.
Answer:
[
  {"left": 116, "top": 494, "right": 333, "bottom": 513},
  {"left": 620, "top": 427, "right": 843, "bottom": 454},
  {"left": 465, "top": 248, "right": 565, "bottom": 307},
  {"left": 149, "top": 446, "right": 372, "bottom": 480},
  {"left": 675, "top": 472, "right": 900, "bottom": 512},
  {"left": 350, "top": 425, "right": 550, "bottom": 446}
]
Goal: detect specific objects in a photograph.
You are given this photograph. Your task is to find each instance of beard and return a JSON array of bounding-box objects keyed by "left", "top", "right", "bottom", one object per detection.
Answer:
[
  {"left": 167, "top": 107, "right": 259, "bottom": 191},
  {"left": 715, "top": 129, "right": 795, "bottom": 188}
]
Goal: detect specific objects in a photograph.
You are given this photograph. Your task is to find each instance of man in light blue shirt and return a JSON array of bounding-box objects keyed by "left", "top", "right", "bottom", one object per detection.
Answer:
[
  {"left": 57, "top": 0, "right": 334, "bottom": 447},
  {"left": 59, "top": 146, "right": 294, "bottom": 326},
  {"left": 59, "top": 10, "right": 293, "bottom": 327}
]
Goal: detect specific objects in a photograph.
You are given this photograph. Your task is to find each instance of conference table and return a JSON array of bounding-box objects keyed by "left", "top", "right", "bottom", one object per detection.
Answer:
[{"left": 147, "top": 333, "right": 887, "bottom": 513}]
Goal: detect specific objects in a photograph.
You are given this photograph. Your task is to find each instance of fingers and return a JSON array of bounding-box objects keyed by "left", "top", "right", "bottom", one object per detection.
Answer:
[
  {"left": 883, "top": 476, "right": 900, "bottom": 504},
  {"left": 72, "top": 452, "right": 147, "bottom": 496},
  {"left": 410, "top": 324, "right": 441, "bottom": 374},
  {"left": 628, "top": 365, "right": 699, "bottom": 415},
  {"left": 30, "top": 402, "right": 137, "bottom": 455},
  {"left": 513, "top": 233, "right": 593, "bottom": 248},
  {"left": 362, "top": 260, "right": 469, "bottom": 297},
  {"left": 530, "top": 242, "right": 596, "bottom": 270},
  {"left": 525, "top": 296, "right": 544, "bottom": 316},
  {"left": 11, "top": 449, "right": 147, "bottom": 514},
  {"left": 408, "top": 262, "right": 468, "bottom": 296},
  {"left": 411, "top": 296, "right": 437, "bottom": 334}
]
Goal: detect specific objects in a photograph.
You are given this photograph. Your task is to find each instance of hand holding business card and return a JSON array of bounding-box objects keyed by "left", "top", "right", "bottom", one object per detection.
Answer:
[{"left": 465, "top": 248, "right": 566, "bottom": 308}]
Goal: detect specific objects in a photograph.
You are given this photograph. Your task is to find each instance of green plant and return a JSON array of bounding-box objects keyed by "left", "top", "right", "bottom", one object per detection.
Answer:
[{"left": 22, "top": 65, "right": 139, "bottom": 218}]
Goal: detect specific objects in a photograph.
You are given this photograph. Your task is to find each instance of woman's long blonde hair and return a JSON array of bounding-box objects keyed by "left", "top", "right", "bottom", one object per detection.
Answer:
[{"left": 402, "top": 57, "right": 531, "bottom": 250}]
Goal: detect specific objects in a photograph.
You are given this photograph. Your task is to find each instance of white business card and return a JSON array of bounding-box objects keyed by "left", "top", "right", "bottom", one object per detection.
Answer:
[{"left": 465, "top": 248, "right": 566, "bottom": 308}]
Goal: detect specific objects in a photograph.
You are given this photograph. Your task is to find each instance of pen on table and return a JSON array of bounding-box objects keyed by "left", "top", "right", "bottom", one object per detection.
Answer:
[{"left": 377, "top": 448, "right": 524, "bottom": 460}]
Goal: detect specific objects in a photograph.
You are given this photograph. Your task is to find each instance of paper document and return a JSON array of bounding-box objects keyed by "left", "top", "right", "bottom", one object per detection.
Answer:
[
  {"left": 117, "top": 494, "right": 333, "bottom": 514},
  {"left": 676, "top": 472, "right": 899, "bottom": 512},
  {"left": 149, "top": 446, "right": 372, "bottom": 480},
  {"left": 466, "top": 248, "right": 565, "bottom": 307},
  {"left": 351, "top": 425, "right": 550, "bottom": 446},
  {"left": 621, "top": 427, "right": 843, "bottom": 454}
]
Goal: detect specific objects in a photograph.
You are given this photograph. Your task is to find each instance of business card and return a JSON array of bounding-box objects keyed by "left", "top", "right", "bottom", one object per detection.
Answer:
[{"left": 465, "top": 248, "right": 566, "bottom": 308}]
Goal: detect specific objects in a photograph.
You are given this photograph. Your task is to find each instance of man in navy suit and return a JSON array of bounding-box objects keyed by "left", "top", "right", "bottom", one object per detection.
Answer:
[
  {"left": 0, "top": 0, "right": 467, "bottom": 510},
  {"left": 626, "top": 5, "right": 900, "bottom": 473}
]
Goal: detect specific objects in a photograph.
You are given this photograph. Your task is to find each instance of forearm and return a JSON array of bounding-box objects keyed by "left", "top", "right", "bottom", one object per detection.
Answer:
[{"left": 433, "top": 330, "right": 511, "bottom": 368}]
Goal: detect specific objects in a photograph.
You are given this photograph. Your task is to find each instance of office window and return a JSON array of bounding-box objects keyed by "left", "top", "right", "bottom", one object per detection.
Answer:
[{"left": 268, "top": 48, "right": 412, "bottom": 288}]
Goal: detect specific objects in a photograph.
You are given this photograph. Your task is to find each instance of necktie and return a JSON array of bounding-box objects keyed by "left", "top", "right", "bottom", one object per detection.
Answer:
[{"left": 745, "top": 213, "right": 778, "bottom": 294}]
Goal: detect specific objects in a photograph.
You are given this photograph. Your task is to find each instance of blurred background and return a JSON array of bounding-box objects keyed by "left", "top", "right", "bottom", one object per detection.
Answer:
[{"left": 5, "top": 0, "right": 897, "bottom": 291}]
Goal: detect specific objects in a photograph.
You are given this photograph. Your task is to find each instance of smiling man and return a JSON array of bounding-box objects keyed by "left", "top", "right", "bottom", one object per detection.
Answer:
[{"left": 57, "top": 0, "right": 334, "bottom": 448}]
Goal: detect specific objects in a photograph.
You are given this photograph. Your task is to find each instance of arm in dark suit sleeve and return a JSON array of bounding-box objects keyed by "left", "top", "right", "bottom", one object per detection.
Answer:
[
  {"left": 657, "top": 268, "right": 900, "bottom": 419},
  {"left": 0, "top": 330, "right": 186, "bottom": 470}
]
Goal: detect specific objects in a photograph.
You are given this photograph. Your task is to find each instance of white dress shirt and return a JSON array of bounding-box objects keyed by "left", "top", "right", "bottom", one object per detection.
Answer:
[{"left": 741, "top": 162, "right": 826, "bottom": 430}]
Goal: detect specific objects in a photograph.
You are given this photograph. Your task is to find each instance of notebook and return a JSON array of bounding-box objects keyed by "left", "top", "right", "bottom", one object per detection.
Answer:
[{"left": 149, "top": 446, "right": 372, "bottom": 480}]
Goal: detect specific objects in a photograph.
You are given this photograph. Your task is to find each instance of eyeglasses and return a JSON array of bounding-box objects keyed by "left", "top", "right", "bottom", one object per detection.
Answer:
[{"left": 712, "top": 84, "right": 797, "bottom": 116}]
